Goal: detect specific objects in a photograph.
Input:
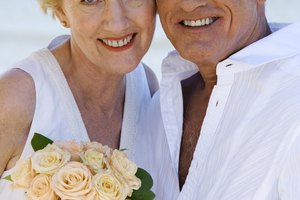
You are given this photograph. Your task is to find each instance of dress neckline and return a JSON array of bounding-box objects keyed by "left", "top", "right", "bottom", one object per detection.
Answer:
[{"left": 40, "top": 48, "right": 90, "bottom": 142}]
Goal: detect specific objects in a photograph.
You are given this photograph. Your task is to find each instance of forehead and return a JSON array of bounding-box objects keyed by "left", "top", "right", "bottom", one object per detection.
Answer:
[
  {"left": 62, "top": 0, "right": 155, "bottom": 8},
  {"left": 156, "top": 0, "right": 260, "bottom": 7}
]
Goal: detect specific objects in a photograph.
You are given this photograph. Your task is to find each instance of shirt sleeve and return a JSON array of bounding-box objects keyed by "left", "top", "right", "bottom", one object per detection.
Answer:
[{"left": 278, "top": 133, "right": 300, "bottom": 199}]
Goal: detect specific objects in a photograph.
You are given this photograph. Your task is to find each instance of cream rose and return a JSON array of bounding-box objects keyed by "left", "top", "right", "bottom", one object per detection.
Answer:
[
  {"left": 82, "top": 142, "right": 112, "bottom": 157},
  {"left": 110, "top": 150, "right": 141, "bottom": 193},
  {"left": 31, "top": 144, "right": 71, "bottom": 174},
  {"left": 80, "top": 149, "right": 106, "bottom": 174},
  {"left": 85, "top": 189, "right": 101, "bottom": 200},
  {"left": 26, "top": 174, "right": 59, "bottom": 200},
  {"left": 91, "top": 170, "right": 130, "bottom": 200},
  {"left": 51, "top": 161, "right": 92, "bottom": 200},
  {"left": 11, "top": 159, "right": 35, "bottom": 188},
  {"left": 55, "top": 140, "right": 82, "bottom": 161}
]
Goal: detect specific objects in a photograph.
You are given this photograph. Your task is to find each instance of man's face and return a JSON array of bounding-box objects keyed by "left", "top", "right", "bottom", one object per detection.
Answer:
[{"left": 157, "top": 0, "right": 267, "bottom": 67}]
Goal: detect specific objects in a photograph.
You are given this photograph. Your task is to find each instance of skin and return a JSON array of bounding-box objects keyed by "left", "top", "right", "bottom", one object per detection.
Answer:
[
  {"left": 0, "top": 0, "right": 156, "bottom": 176},
  {"left": 156, "top": 0, "right": 271, "bottom": 188}
]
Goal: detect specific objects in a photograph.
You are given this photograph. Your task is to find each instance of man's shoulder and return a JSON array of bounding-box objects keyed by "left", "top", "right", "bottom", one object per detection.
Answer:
[
  {"left": 276, "top": 53, "right": 300, "bottom": 77},
  {"left": 231, "top": 21, "right": 300, "bottom": 66}
]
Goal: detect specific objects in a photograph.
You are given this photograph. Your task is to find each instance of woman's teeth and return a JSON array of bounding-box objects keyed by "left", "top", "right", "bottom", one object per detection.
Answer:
[{"left": 101, "top": 34, "right": 134, "bottom": 47}]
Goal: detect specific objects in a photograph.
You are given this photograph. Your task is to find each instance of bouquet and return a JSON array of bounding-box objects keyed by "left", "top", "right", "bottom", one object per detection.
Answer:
[{"left": 4, "top": 133, "right": 155, "bottom": 200}]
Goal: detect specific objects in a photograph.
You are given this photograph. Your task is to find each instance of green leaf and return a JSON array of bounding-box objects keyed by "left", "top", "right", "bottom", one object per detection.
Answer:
[
  {"left": 119, "top": 148, "right": 129, "bottom": 152},
  {"left": 129, "top": 190, "right": 155, "bottom": 200},
  {"left": 31, "top": 132, "right": 53, "bottom": 152},
  {"left": 135, "top": 168, "right": 153, "bottom": 192},
  {"left": 3, "top": 175, "right": 12, "bottom": 182},
  {"left": 128, "top": 168, "right": 155, "bottom": 200}
]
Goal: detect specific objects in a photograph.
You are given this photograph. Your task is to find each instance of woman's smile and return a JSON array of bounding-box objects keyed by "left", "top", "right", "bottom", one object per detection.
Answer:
[{"left": 98, "top": 33, "right": 137, "bottom": 52}]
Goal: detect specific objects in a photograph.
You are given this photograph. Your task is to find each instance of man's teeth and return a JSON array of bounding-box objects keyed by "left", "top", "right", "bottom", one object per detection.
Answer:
[
  {"left": 101, "top": 35, "right": 133, "bottom": 47},
  {"left": 183, "top": 17, "right": 215, "bottom": 27}
]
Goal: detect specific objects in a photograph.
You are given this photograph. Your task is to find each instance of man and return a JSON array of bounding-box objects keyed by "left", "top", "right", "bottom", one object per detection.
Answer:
[{"left": 135, "top": 0, "right": 300, "bottom": 199}]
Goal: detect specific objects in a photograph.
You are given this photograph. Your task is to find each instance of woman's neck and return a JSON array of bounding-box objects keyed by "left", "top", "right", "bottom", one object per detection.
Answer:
[{"left": 52, "top": 40, "right": 126, "bottom": 118}]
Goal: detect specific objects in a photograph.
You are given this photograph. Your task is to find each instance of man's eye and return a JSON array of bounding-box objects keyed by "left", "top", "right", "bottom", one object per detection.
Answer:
[{"left": 124, "top": 0, "right": 143, "bottom": 8}]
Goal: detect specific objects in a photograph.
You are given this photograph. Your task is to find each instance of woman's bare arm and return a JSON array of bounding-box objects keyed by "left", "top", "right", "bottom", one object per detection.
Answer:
[{"left": 0, "top": 69, "right": 35, "bottom": 176}]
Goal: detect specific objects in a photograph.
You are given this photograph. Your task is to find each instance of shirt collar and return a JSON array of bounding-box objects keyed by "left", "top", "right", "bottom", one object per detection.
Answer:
[
  {"left": 229, "top": 21, "right": 300, "bottom": 66},
  {"left": 161, "top": 50, "right": 198, "bottom": 76},
  {"left": 161, "top": 21, "right": 300, "bottom": 80},
  {"left": 215, "top": 21, "right": 300, "bottom": 85}
]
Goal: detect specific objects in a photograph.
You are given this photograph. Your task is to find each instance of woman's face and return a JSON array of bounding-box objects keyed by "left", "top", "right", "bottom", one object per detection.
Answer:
[{"left": 58, "top": 0, "right": 156, "bottom": 74}]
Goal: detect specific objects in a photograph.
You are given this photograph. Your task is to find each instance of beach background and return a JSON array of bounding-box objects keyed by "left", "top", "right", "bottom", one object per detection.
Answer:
[{"left": 1, "top": 0, "right": 300, "bottom": 80}]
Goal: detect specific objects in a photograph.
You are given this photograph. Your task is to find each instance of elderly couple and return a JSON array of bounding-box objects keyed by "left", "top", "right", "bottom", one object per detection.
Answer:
[{"left": 1, "top": 0, "right": 300, "bottom": 199}]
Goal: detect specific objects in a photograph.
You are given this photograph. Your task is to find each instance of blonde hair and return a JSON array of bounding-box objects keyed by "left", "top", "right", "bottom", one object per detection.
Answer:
[{"left": 37, "top": 0, "right": 61, "bottom": 17}]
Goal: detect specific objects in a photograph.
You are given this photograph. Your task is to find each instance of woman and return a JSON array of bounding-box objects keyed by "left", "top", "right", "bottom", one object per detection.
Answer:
[{"left": 0, "top": 0, "right": 157, "bottom": 198}]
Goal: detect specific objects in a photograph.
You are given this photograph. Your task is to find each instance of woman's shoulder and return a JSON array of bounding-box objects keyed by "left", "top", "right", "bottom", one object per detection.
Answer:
[
  {"left": 0, "top": 68, "right": 35, "bottom": 106},
  {"left": 0, "top": 69, "right": 35, "bottom": 126}
]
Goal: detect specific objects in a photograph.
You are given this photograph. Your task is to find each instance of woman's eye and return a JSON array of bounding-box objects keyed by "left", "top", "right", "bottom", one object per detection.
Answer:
[{"left": 82, "top": 0, "right": 100, "bottom": 5}]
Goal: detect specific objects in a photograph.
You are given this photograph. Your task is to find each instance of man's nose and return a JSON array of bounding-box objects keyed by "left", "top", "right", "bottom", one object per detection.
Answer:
[{"left": 179, "top": 0, "right": 207, "bottom": 12}]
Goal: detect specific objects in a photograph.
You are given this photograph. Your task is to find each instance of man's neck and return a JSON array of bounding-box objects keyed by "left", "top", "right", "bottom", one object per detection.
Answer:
[{"left": 196, "top": 63, "right": 217, "bottom": 89}]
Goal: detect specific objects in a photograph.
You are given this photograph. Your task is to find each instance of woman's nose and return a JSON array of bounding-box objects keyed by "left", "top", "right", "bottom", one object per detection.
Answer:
[{"left": 103, "top": 1, "right": 129, "bottom": 32}]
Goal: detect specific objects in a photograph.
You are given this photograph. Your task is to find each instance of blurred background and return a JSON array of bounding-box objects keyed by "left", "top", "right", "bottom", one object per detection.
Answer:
[{"left": 0, "top": 0, "right": 300, "bottom": 80}]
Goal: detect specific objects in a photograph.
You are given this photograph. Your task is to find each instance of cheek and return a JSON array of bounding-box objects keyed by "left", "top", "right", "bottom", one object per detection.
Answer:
[
  {"left": 141, "top": 3, "right": 156, "bottom": 23},
  {"left": 66, "top": 9, "right": 102, "bottom": 35},
  {"left": 135, "top": 8, "right": 156, "bottom": 37},
  {"left": 72, "top": 19, "right": 101, "bottom": 41},
  {"left": 229, "top": 11, "right": 256, "bottom": 38},
  {"left": 157, "top": 7, "right": 173, "bottom": 39}
]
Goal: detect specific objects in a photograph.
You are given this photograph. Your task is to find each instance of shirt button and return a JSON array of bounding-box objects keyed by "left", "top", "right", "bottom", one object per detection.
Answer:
[{"left": 215, "top": 101, "right": 219, "bottom": 107}]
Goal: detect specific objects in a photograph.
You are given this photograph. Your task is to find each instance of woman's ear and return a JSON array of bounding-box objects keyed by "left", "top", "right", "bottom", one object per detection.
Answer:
[{"left": 55, "top": 7, "right": 70, "bottom": 28}]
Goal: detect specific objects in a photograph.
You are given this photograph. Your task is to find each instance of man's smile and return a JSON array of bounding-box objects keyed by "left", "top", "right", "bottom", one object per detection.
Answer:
[{"left": 181, "top": 17, "right": 219, "bottom": 27}]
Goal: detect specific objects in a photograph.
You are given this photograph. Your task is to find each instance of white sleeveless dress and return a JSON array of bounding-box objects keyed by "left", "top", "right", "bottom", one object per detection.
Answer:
[{"left": 0, "top": 36, "right": 152, "bottom": 199}]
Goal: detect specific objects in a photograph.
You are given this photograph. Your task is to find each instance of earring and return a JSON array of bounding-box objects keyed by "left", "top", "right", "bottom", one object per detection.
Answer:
[{"left": 61, "top": 21, "right": 67, "bottom": 27}]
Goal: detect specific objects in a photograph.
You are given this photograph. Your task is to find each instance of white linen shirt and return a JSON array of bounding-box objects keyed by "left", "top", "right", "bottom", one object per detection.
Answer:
[{"left": 135, "top": 21, "right": 300, "bottom": 200}]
